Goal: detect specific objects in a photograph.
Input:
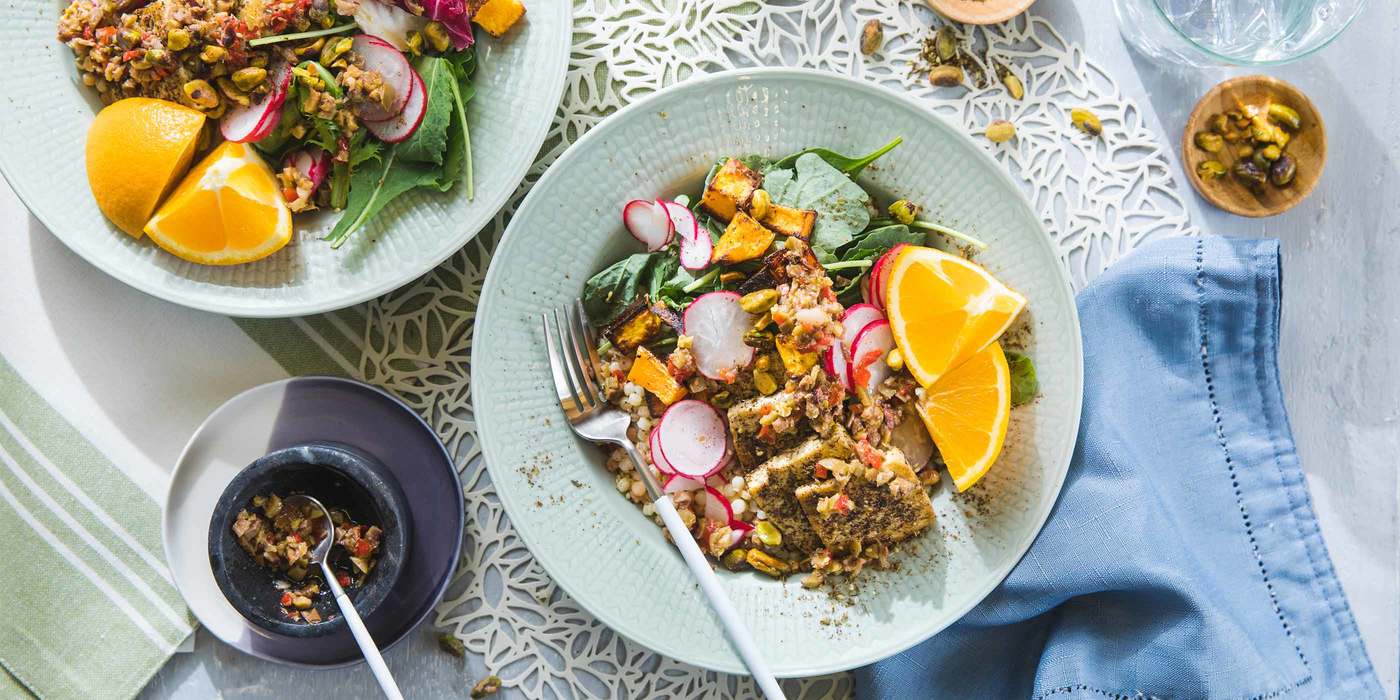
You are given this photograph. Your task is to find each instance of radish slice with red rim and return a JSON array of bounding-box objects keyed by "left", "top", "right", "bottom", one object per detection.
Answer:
[
  {"left": 725, "top": 520, "right": 752, "bottom": 548},
  {"left": 351, "top": 34, "right": 413, "bottom": 121},
  {"left": 659, "top": 200, "right": 699, "bottom": 241},
  {"left": 869, "top": 243, "right": 909, "bottom": 311},
  {"left": 655, "top": 399, "right": 729, "bottom": 478},
  {"left": 702, "top": 485, "right": 733, "bottom": 523},
  {"left": 649, "top": 426, "right": 676, "bottom": 475},
  {"left": 662, "top": 474, "right": 704, "bottom": 494},
  {"left": 664, "top": 201, "right": 711, "bottom": 270},
  {"left": 684, "top": 292, "right": 755, "bottom": 381},
  {"left": 220, "top": 62, "right": 291, "bottom": 143},
  {"left": 849, "top": 319, "right": 895, "bottom": 397},
  {"left": 365, "top": 67, "right": 426, "bottom": 143},
  {"left": 841, "top": 303, "right": 885, "bottom": 351},
  {"left": 623, "top": 199, "right": 673, "bottom": 252},
  {"left": 285, "top": 149, "right": 330, "bottom": 190},
  {"left": 824, "top": 343, "right": 851, "bottom": 392}
]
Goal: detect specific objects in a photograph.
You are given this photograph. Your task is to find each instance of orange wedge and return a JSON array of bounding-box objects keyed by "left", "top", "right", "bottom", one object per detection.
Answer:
[
  {"left": 915, "top": 341, "right": 1010, "bottom": 491},
  {"left": 144, "top": 141, "right": 291, "bottom": 265},
  {"left": 884, "top": 245, "right": 1026, "bottom": 388},
  {"left": 85, "top": 98, "right": 206, "bottom": 238}
]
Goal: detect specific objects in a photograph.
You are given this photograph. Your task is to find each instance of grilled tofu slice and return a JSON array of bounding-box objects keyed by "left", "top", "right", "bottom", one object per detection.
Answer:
[
  {"left": 746, "top": 430, "right": 856, "bottom": 554},
  {"left": 726, "top": 391, "right": 811, "bottom": 470},
  {"left": 795, "top": 467, "right": 934, "bottom": 554}
]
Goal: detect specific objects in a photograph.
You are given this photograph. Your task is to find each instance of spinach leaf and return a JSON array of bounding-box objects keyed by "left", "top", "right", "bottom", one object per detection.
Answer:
[
  {"left": 764, "top": 152, "right": 871, "bottom": 256},
  {"left": 1005, "top": 350, "right": 1039, "bottom": 406},
  {"left": 581, "top": 253, "right": 655, "bottom": 325},
  {"left": 396, "top": 56, "right": 456, "bottom": 166},
  {"left": 769, "top": 136, "right": 902, "bottom": 177},
  {"left": 843, "top": 224, "right": 924, "bottom": 262},
  {"left": 444, "top": 50, "right": 476, "bottom": 200}
]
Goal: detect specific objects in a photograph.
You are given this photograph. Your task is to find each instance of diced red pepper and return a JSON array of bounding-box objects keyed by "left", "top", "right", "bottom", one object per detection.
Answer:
[
  {"left": 832, "top": 493, "right": 852, "bottom": 515},
  {"left": 814, "top": 463, "right": 830, "bottom": 479},
  {"left": 280, "top": 592, "right": 294, "bottom": 607},
  {"left": 336, "top": 572, "right": 351, "bottom": 587},
  {"left": 354, "top": 540, "right": 372, "bottom": 558}
]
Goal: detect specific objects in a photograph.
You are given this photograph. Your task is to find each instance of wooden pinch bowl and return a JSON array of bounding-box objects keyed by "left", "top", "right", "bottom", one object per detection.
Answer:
[
  {"left": 925, "top": 0, "right": 1037, "bottom": 25},
  {"left": 1182, "top": 75, "right": 1326, "bottom": 218}
]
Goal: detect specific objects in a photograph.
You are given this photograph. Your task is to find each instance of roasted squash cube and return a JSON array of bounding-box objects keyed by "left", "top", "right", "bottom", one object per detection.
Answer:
[
  {"left": 473, "top": 0, "right": 525, "bottom": 37},
  {"left": 759, "top": 204, "right": 816, "bottom": 240},
  {"left": 711, "top": 212, "right": 775, "bottom": 265},
  {"left": 603, "top": 297, "right": 662, "bottom": 352},
  {"left": 627, "top": 346, "right": 687, "bottom": 405},
  {"left": 699, "top": 158, "right": 760, "bottom": 222}
]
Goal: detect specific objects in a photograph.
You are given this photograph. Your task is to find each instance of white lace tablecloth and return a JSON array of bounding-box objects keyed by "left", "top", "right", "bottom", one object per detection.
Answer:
[{"left": 363, "top": 2, "right": 1197, "bottom": 697}]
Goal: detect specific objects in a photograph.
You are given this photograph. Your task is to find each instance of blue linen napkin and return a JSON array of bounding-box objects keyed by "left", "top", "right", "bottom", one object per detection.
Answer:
[{"left": 856, "top": 236, "right": 1382, "bottom": 699}]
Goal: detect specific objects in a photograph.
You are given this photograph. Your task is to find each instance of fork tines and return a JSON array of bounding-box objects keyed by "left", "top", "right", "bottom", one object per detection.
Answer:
[{"left": 542, "top": 303, "right": 605, "bottom": 418}]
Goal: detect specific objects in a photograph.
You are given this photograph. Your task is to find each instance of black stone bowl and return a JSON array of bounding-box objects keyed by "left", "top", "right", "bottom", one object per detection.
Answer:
[{"left": 208, "top": 441, "right": 411, "bottom": 639}]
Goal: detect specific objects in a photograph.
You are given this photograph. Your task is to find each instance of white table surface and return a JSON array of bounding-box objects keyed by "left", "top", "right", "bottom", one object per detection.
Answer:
[{"left": 8, "top": 0, "right": 1393, "bottom": 697}]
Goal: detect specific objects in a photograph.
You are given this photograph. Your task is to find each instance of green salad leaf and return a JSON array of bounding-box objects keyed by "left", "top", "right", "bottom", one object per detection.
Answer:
[
  {"left": 841, "top": 224, "right": 923, "bottom": 263},
  {"left": 769, "top": 136, "right": 902, "bottom": 177},
  {"left": 1005, "top": 350, "right": 1039, "bottom": 406},
  {"left": 581, "top": 253, "right": 656, "bottom": 325},
  {"left": 396, "top": 56, "right": 456, "bottom": 166},
  {"left": 763, "top": 152, "right": 871, "bottom": 257},
  {"left": 325, "top": 148, "right": 448, "bottom": 248}
]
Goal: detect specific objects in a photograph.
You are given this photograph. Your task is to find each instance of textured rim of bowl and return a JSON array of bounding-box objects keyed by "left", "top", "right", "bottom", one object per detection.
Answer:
[
  {"left": 208, "top": 441, "right": 411, "bottom": 638},
  {"left": 0, "top": 1, "right": 572, "bottom": 318},
  {"left": 472, "top": 66, "right": 1085, "bottom": 677},
  {"left": 162, "top": 375, "right": 465, "bottom": 668}
]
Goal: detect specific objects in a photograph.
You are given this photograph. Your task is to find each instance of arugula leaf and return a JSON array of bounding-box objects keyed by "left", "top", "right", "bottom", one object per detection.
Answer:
[
  {"left": 325, "top": 148, "right": 447, "bottom": 248},
  {"left": 769, "top": 136, "right": 902, "bottom": 177},
  {"left": 1005, "top": 350, "right": 1039, "bottom": 406},
  {"left": 764, "top": 152, "right": 872, "bottom": 256},
  {"left": 581, "top": 253, "right": 656, "bottom": 325},
  {"left": 396, "top": 57, "right": 456, "bottom": 165},
  {"left": 445, "top": 60, "right": 475, "bottom": 199}
]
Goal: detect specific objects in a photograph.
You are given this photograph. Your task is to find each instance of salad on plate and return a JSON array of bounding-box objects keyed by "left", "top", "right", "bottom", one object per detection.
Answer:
[
  {"left": 59, "top": 0, "right": 525, "bottom": 265},
  {"left": 583, "top": 138, "right": 1039, "bottom": 586}
]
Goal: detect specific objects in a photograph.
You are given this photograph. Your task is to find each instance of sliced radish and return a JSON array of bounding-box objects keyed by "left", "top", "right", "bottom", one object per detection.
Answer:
[
  {"left": 655, "top": 399, "right": 729, "bottom": 478},
  {"left": 684, "top": 292, "right": 755, "bottom": 380},
  {"left": 623, "top": 199, "right": 673, "bottom": 252},
  {"left": 353, "top": 0, "right": 428, "bottom": 53},
  {"left": 725, "top": 519, "right": 752, "bottom": 548},
  {"left": 365, "top": 67, "right": 426, "bottom": 143},
  {"left": 702, "top": 486, "right": 733, "bottom": 523},
  {"left": 870, "top": 243, "right": 910, "bottom": 311},
  {"left": 659, "top": 200, "right": 699, "bottom": 241},
  {"left": 663, "top": 474, "right": 705, "bottom": 494},
  {"left": 286, "top": 149, "right": 330, "bottom": 190},
  {"left": 666, "top": 202, "right": 711, "bottom": 270},
  {"left": 649, "top": 427, "right": 676, "bottom": 476},
  {"left": 352, "top": 34, "right": 413, "bottom": 121},
  {"left": 824, "top": 343, "right": 851, "bottom": 392},
  {"left": 841, "top": 303, "right": 885, "bottom": 350},
  {"left": 849, "top": 320, "right": 894, "bottom": 397},
  {"left": 220, "top": 62, "right": 291, "bottom": 143}
]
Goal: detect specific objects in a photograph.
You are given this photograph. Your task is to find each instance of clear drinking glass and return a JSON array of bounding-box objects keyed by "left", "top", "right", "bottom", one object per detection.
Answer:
[{"left": 1112, "top": 0, "right": 1368, "bottom": 66}]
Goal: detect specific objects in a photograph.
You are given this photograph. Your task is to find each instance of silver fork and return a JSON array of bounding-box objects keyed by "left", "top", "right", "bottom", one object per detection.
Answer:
[{"left": 543, "top": 302, "right": 785, "bottom": 700}]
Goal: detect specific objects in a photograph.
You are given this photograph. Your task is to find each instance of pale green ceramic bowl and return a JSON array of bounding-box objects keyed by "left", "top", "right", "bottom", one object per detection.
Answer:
[
  {"left": 0, "top": 2, "right": 569, "bottom": 317},
  {"left": 473, "top": 68, "right": 1084, "bottom": 677}
]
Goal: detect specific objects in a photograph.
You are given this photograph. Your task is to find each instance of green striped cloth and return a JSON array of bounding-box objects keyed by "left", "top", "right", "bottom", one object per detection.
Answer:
[{"left": 0, "top": 314, "right": 357, "bottom": 700}]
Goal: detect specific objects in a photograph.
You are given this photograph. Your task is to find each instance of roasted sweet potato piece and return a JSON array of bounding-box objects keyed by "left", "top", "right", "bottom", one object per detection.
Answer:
[
  {"left": 627, "top": 346, "right": 687, "bottom": 405},
  {"left": 737, "top": 266, "right": 778, "bottom": 295},
  {"left": 699, "top": 158, "right": 760, "bottom": 222},
  {"left": 759, "top": 204, "right": 816, "bottom": 240},
  {"left": 711, "top": 212, "right": 776, "bottom": 265},
  {"left": 775, "top": 335, "right": 819, "bottom": 377},
  {"left": 602, "top": 297, "right": 662, "bottom": 352},
  {"left": 473, "top": 0, "right": 525, "bottom": 36}
]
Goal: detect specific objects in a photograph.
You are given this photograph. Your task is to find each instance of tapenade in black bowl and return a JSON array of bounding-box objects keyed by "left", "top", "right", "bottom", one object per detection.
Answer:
[{"left": 209, "top": 441, "right": 411, "bottom": 639}]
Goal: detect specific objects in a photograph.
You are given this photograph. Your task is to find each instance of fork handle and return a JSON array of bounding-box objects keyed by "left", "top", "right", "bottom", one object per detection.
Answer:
[{"left": 651, "top": 495, "right": 787, "bottom": 700}]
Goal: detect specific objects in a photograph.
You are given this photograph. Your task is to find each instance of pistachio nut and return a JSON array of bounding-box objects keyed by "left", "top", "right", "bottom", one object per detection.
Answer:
[
  {"left": 746, "top": 549, "right": 788, "bottom": 578},
  {"left": 1269, "top": 155, "right": 1297, "bottom": 186},
  {"left": 406, "top": 30, "right": 424, "bottom": 55},
  {"left": 934, "top": 25, "right": 957, "bottom": 62},
  {"left": 1267, "top": 103, "right": 1301, "bottom": 131},
  {"left": 216, "top": 77, "right": 250, "bottom": 106},
  {"left": 929, "top": 64, "right": 963, "bottom": 88},
  {"left": 1196, "top": 160, "right": 1227, "bottom": 180},
  {"left": 722, "top": 548, "right": 749, "bottom": 571},
  {"left": 888, "top": 199, "right": 921, "bottom": 225},
  {"left": 749, "top": 188, "right": 771, "bottom": 221},
  {"left": 182, "top": 79, "right": 220, "bottom": 109},
  {"left": 1001, "top": 71, "right": 1025, "bottom": 100},
  {"left": 1232, "top": 160, "right": 1266, "bottom": 190},
  {"left": 1208, "top": 113, "right": 1228, "bottom": 134},
  {"left": 860, "top": 19, "right": 883, "bottom": 55},
  {"left": 165, "top": 28, "right": 191, "bottom": 51},
  {"left": 1071, "top": 107, "right": 1102, "bottom": 136},
  {"left": 753, "top": 370, "right": 778, "bottom": 396},
  {"left": 231, "top": 66, "right": 267, "bottom": 91},
  {"left": 739, "top": 288, "right": 779, "bottom": 314},
  {"left": 321, "top": 36, "right": 352, "bottom": 66},
  {"left": 742, "top": 328, "right": 775, "bottom": 350},
  {"left": 294, "top": 37, "right": 325, "bottom": 57},
  {"left": 753, "top": 520, "right": 782, "bottom": 547},
  {"left": 985, "top": 119, "right": 1016, "bottom": 143},
  {"left": 886, "top": 348, "right": 904, "bottom": 370},
  {"left": 719, "top": 271, "right": 746, "bottom": 285},
  {"left": 1194, "top": 131, "right": 1223, "bottom": 153},
  {"left": 1259, "top": 144, "right": 1281, "bottom": 162},
  {"left": 199, "top": 44, "right": 226, "bottom": 63}
]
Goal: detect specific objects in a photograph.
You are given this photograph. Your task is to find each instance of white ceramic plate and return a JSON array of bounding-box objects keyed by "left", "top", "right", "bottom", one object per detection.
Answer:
[
  {"left": 473, "top": 68, "right": 1084, "bottom": 676},
  {"left": 0, "top": 3, "right": 569, "bottom": 317}
]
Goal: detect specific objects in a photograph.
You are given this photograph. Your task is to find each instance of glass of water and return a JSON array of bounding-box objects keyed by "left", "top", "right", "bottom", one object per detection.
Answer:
[{"left": 1113, "top": 0, "right": 1368, "bottom": 66}]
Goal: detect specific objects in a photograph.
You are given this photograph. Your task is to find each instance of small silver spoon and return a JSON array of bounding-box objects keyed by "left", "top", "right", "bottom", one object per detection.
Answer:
[{"left": 285, "top": 495, "right": 404, "bottom": 700}]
